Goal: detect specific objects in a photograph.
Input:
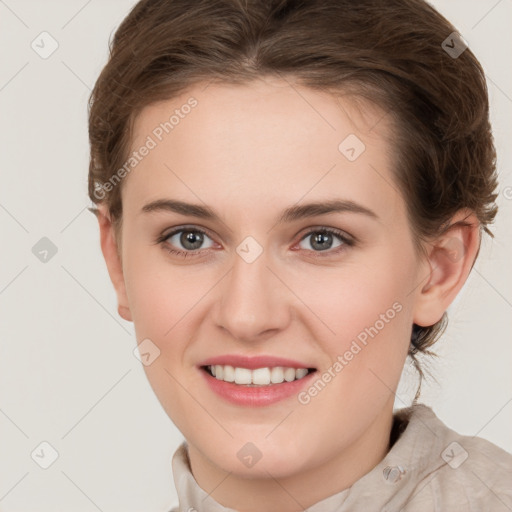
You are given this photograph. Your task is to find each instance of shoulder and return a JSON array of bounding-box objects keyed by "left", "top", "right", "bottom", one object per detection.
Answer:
[
  {"left": 437, "top": 434, "right": 512, "bottom": 507},
  {"left": 403, "top": 404, "right": 512, "bottom": 511}
]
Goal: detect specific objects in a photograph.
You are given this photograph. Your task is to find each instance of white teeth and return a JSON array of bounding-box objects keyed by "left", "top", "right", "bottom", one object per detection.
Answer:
[
  {"left": 284, "top": 367, "right": 296, "bottom": 382},
  {"left": 252, "top": 368, "right": 271, "bottom": 385},
  {"left": 234, "top": 367, "right": 252, "bottom": 385},
  {"left": 295, "top": 368, "right": 308, "bottom": 379},
  {"left": 270, "top": 367, "right": 284, "bottom": 384},
  {"left": 223, "top": 365, "right": 235, "bottom": 382},
  {"left": 207, "top": 365, "right": 311, "bottom": 385}
]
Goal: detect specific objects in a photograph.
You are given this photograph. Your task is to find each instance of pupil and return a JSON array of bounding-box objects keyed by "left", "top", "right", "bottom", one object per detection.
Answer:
[
  {"left": 312, "top": 232, "right": 332, "bottom": 251},
  {"left": 181, "top": 231, "right": 203, "bottom": 249}
]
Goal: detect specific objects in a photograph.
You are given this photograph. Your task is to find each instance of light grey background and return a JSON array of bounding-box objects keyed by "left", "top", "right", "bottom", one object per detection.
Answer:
[{"left": 0, "top": 0, "right": 511, "bottom": 510}]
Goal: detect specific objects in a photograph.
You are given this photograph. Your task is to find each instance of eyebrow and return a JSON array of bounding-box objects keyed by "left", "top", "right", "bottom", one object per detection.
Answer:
[{"left": 141, "top": 198, "right": 378, "bottom": 223}]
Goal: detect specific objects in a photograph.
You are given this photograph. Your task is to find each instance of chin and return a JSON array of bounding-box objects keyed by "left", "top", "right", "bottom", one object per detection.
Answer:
[{"left": 193, "top": 431, "right": 315, "bottom": 479}]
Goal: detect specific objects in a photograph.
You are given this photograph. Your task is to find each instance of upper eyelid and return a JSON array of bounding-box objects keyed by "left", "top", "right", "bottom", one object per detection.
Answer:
[{"left": 162, "top": 225, "right": 214, "bottom": 240}]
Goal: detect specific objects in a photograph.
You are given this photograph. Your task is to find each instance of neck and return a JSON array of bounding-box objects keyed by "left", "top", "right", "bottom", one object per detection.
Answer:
[{"left": 187, "top": 400, "right": 395, "bottom": 512}]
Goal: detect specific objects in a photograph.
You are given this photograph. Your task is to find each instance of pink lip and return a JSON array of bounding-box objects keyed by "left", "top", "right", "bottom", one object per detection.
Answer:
[
  {"left": 199, "top": 354, "right": 313, "bottom": 370},
  {"left": 198, "top": 354, "right": 317, "bottom": 407},
  {"left": 200, "top": 370, "right": 316, "bottom": 407}
]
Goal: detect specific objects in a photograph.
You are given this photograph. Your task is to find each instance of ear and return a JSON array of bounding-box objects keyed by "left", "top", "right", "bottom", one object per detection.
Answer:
[
  {"left": 96, "top": 206, "right": 132, "bottom": 322},
  {"left": 413, "top": 209, "right": 481, "bottom": 327}
]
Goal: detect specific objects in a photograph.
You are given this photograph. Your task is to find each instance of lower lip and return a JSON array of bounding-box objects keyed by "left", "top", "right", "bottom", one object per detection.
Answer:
[{"left": 200, "top": 368, "right": 316, "bottom": 407}]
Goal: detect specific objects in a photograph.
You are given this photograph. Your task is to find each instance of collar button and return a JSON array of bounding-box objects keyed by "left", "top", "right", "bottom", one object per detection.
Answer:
[{"left": 383, "top": 465, "right": 406, "bottom": 484}]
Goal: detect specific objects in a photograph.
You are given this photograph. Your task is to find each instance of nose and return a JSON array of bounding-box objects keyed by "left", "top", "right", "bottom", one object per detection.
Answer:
[{"left": 214, "top": 249, "right": 291, "bottom": 342}]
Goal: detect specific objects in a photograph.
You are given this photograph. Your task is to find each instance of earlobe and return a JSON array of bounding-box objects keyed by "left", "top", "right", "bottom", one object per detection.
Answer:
[
  {"left": 96, "top": 206, "right": 133, "bottom": 322},
  {"left": 413, "top": 210, "right": 481, "bottom": 327}
]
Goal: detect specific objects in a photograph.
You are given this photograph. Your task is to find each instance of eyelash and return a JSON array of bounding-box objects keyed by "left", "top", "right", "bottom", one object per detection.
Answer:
[{"left": 156, "top": 226, "right": 355, "bottom": 259}]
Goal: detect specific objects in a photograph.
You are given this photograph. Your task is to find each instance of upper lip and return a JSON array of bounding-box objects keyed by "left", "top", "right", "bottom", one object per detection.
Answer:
[{"left": 198, "top": 354, "right": 315, "bottom": 370}]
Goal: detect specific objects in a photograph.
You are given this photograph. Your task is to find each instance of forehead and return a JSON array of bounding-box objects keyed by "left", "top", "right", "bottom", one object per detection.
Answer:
[
  {"left": 131, "top": 76, "right": 392, "bottom": 154},
  {"left": 124, "top": 78, "right": 402, "bottom": 221}
]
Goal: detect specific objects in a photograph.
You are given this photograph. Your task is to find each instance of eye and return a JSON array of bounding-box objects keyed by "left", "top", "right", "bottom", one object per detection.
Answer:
[
  {"left": 297, "top": 227, "right": 353, "bottom": 255},
  {"left": 159, "top": 227, "right": 216, "bottom": 257},
  {"left": 156, "top": 225, "right": 354, "bottom": 259}
]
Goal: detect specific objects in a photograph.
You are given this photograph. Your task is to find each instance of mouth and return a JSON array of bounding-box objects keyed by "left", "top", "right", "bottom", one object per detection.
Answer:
[
  {"left": 198, "top": 355, "right": 317, "bottom": 407},
  {"left": 202, "top": 364, "right": 315, "bottom": 386}
]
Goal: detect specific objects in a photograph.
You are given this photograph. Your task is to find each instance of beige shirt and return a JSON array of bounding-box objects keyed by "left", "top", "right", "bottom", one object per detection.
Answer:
[{"left": 169, "top": 403, "right": 512, "bottom": 511}]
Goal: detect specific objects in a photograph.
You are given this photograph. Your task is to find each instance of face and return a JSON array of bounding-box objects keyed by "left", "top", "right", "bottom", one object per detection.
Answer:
[{"left": 109, "top": 77, "right": 431, "bottom": 479}]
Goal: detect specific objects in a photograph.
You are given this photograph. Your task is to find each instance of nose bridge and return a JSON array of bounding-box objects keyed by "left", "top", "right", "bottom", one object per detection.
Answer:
[{"left": 215, "top": 244, "right": 288, "bottom": 340}]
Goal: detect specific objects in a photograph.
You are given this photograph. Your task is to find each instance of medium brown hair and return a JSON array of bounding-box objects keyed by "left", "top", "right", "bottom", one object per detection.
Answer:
[{"left": 88, "top": 0, "right": 498, "bottom": 397}]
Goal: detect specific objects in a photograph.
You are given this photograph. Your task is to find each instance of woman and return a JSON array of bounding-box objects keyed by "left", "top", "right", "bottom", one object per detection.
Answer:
[{"left": 88, "top": 0, "right": 512, "bottom": 510}]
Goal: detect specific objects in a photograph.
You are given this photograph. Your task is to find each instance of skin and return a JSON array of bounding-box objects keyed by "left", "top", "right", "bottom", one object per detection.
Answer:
[{"left": 97, "top": 76, "right": 480, "bottom": 512}]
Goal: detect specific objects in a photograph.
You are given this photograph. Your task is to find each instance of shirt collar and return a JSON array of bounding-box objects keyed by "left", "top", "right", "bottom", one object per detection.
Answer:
[{"left": 171, "top": 403, "right": 450, "bottom": 511}]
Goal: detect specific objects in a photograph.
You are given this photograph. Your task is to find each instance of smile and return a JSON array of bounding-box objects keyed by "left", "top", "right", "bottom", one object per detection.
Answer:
[
  {"left": 198, "top": 355, "right": 317, "bottom": 406},
  {"left": 205, "top": 365, "right": 312, "bottom": 385}
]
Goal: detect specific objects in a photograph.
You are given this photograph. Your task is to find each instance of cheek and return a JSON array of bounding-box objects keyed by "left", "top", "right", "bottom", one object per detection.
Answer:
[
  {"left": 123, "top": 242, "right": 201, "bottom": 337},
  {"left": 123, "top": 253, "right": 206, "bottom": 428},
  {"left": 292, "top": 249, "right": 415, "bottom": 388},
  {"left": 296, "top": 256, "right": 413, "bottom": 339}
]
